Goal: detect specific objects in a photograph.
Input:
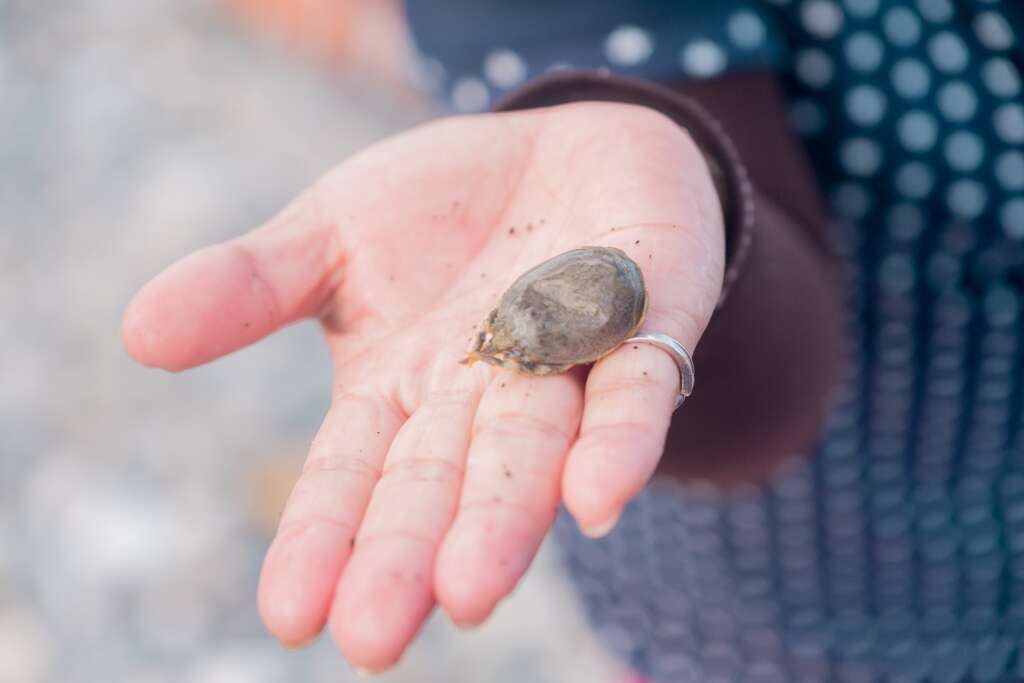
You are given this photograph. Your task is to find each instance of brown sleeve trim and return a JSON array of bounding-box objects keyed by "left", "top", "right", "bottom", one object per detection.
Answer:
[{"left": 492, "top": 69, "right": 755, "bottom": 307}]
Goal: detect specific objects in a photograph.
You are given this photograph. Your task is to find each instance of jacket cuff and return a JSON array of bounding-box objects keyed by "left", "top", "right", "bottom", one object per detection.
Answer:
[{"left": 492, "top": 70, "right": 755, "bottom": 306}]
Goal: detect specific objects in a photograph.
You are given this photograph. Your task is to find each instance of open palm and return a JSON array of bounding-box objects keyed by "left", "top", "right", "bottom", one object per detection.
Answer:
[{"left": 122, "top": 102, "right": 724, "bottom": 671}]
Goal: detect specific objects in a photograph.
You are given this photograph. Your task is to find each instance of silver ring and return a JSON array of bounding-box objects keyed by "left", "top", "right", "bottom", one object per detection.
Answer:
[{"left": 623, "top": 333, "right": 695, "bottom": 410}]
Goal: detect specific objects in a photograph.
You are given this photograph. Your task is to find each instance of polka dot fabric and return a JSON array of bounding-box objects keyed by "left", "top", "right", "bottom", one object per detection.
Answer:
[
  {"left": 405, "top": 2, "right": 784, "bottom": 112},
  {"left": 404, "top": 1, "right": 1024, "bottom": 680}
]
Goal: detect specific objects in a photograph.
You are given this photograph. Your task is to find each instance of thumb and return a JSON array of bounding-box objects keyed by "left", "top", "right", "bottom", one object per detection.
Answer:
[{"left": 121, "top": 187, "right": 343, "bottom": 371}]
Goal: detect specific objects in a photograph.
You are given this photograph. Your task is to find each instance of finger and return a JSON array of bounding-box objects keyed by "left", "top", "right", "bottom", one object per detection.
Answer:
[
  {"left": 435, "top": 368, "right": 584, "bottom": 626},
  {"left": 121, "top": 187, "right": 342, "bottom": 371},
  {"left": 562, "top": 226, "right": 719, "bottom": 537},
  {"left": 258, "top": 389, "right": 405, "bottom": 646},
  {"left": 329, "top": 375, "right": 486, "bottom": 671}
]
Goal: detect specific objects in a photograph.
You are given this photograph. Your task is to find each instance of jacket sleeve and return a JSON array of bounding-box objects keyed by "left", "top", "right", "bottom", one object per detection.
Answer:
[{"left": 494, "top": 69, "right": 846, "bottom": 486}]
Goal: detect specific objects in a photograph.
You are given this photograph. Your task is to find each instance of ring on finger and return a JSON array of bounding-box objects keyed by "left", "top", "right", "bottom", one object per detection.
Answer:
[{"left": 623, "top": 333, "right": 695, "bottom": 410}]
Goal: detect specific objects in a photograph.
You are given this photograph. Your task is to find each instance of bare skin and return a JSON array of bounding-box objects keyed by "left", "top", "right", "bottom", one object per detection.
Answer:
[{"left": 121, "top": 102, "right": 724, "bottom": 672}]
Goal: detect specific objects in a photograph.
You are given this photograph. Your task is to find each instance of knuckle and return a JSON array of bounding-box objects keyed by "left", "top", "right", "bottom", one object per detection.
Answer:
[
  {"left": 587, "top": 374, "right": 668, "bottom": 403},
  {"left": 380, "top": 456, "right": 464, "bottom": 485},
  {"left": 422, "top": 387, "right": 477, "bottom": 412},
  {"left": 579, "top": 420, "right": 658, "bottom": 442},
  {"left": 458, "top": 496, "right": 554, "bottom": 527},
  {"left": 301, "top": 452, "right": 381, "bottom": 481},
  {"left": 356, "top": 528, "right": 436, "bottom": 550},
  {"left": 232, "top": 241, "right": 283, "bottom": 326},
  {"left": 472, "top": 412, "right": 573, "bottom": 445},
  {"left": 276, "top": 514, "right": 356, "bottom": 540},
  {"left": 328, "top": 389, "right": 378, "bottom": 414},
  {"left": 573, "top": 422, "right": 664, "bottom": 459}
]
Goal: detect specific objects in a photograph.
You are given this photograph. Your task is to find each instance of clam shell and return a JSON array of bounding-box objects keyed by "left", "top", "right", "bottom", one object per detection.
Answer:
[{"left": 468, "top": 246, "right": 648, "bottom": 374}]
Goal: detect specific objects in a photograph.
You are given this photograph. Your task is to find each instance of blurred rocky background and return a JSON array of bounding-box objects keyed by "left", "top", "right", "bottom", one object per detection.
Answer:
[{"left": 0, "top": 2, "right": 621, "bottom": 681}]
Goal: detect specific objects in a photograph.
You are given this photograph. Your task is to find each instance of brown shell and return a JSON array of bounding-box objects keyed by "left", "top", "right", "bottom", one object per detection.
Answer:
[{"left": 463, "top": 246, "right": 648, "bottom": 375}]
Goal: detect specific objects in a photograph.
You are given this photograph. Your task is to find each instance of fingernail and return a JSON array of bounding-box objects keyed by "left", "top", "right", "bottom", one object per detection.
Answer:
[
  {"left": 353, "top": 667, "right": 384, "bottom": 678},
  {"left": 281, "top": 634, "right": 317, "bottom": 650},
  {"left": 448, "top": 611, "right": 487, "bottom": 630},
  {"left": 579, "top": 511, "right": 621, "bottom": 538}
]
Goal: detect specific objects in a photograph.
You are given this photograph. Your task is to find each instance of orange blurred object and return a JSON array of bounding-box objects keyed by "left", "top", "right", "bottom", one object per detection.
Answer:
[{"left": 226, "top": 0, "right": 409, "bottom": 85}]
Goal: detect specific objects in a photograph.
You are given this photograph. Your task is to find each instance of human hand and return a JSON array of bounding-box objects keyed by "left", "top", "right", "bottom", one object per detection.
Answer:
[{"left": 121, "top": 102, "right": 724, "bottom": 671}]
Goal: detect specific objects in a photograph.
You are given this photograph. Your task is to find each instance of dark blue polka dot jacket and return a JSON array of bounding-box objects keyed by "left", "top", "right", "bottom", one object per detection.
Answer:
[{"left": 406, "top": 1, "right": 1024, "bottom": 680}]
